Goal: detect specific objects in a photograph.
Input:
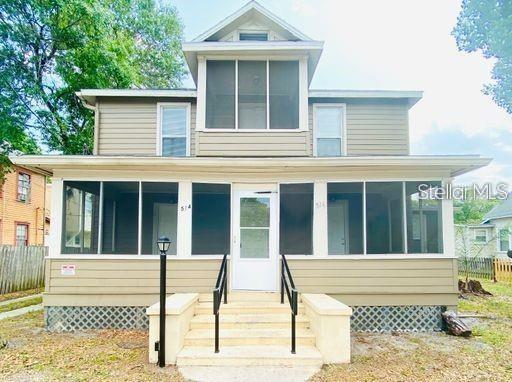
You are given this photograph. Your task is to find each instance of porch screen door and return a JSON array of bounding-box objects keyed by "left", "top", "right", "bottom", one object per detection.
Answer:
[{"left": 232, "top": 190, "right": 277, "bottom": 291}]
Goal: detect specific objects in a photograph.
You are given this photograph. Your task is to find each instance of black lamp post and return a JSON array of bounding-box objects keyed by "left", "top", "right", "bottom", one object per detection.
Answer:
[{"left": 157, "top": 236, "right": 171, "bottom": 368}]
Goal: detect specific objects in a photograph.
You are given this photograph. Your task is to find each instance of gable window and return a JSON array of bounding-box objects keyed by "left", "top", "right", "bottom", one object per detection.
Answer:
[
  {"left": 15, "top": 223, "right": 29, "bottom": 246},
  {"left": 239, "top": 32, "right": 268, "bottom": 41},
  {"left": 314, "top": 104, "right": 346, "bottom": 157},
  {"left": 158, "top": 104, "right": 190, "bottom": 156},
  {"left": 474, "top": 228, "right": 487, "bottom": 244},
  {"left": 498, "top": 228, "right": 510, "bottom": 252},
  {"left": 205, "top": 60, "right": 300, "bottom": 130},
  {"left": 17, "top": 172, "right": 31, "bottom": 202}
]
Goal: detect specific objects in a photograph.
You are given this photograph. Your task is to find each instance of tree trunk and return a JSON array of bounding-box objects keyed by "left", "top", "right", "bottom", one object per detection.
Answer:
[{"left": 442, "top": 311, "right": 472, "bottom": 337}]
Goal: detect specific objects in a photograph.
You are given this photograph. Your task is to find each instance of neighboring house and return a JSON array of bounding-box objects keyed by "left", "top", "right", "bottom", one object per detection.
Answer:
[
  {"left": 12, "top": 0, "right": 490, "bottom": 345},
  {"left": 456, "top": 198, "right": 512, "bottom": 258},
  {"left": 0, "top": 165, "right": 50, "bottom": 246}
]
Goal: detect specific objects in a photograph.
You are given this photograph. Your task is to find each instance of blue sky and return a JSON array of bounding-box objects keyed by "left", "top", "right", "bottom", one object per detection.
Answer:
[{"left": 172, "top": 0, "right": 512, "bottom": 186}]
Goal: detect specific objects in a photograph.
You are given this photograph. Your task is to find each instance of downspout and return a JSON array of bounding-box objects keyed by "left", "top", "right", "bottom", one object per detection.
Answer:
[{"left": 79, "top": 95, "right": 99, "bottom": 155}]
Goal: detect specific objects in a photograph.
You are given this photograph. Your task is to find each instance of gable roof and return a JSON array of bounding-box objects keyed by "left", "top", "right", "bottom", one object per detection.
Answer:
[
  {"left": 192, "top": 1, "right": 312, "bottom": 42},
  {"left": 483, "top": 196, "right": 512, "bottom": 223}
]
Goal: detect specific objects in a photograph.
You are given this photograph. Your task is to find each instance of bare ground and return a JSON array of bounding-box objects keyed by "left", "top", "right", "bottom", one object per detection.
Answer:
[
  {"left": 311, "top": 279, "right": 512, "bottom": 382},
  {"left": 0, "top": 311, "right": 184, "bottom": 382},
  {"left": 1, "top": 280, "right": 511, "bottom": 381}
]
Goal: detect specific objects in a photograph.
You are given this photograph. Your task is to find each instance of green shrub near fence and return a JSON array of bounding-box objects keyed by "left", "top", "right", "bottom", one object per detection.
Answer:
[{"left": 0, "top": 245, "right": 47, "bottom": 294}]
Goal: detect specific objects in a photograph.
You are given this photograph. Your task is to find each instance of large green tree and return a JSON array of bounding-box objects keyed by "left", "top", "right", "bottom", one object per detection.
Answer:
[
  {"left": 453, "top": 0, "right": 512, "bottom": 114},
  {"left": 0, "top": 0, "right": 186, "bottom": 161}
]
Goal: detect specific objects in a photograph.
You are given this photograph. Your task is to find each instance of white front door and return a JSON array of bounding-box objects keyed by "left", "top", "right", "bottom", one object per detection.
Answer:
[{"left": 232, "top": 189, "right": 278, "bottom": 291}]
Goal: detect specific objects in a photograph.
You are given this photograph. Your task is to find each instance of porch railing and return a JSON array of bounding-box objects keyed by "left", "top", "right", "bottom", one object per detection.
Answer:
[
  {"left": 213, "top": 253, "right": 228, "bottom": 353},
  {"left": 280, "top": 254, "right": 298, "bottom": 354}
]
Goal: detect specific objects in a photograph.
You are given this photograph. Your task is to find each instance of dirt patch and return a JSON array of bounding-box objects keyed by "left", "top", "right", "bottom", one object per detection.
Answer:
[
  {"left": 0, "top": 311, "right": 184, "bottom": 382},
  {"left": 311, "top": 282, "right": 512, "bottom": 382}
]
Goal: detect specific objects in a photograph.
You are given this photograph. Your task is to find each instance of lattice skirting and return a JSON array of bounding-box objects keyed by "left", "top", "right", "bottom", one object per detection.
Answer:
[
  {"left": 45, "top": 306, "right": 149, "bottom": 331},
  {"left": 351, "top": 305, "right": 444, "bottom": 332}
]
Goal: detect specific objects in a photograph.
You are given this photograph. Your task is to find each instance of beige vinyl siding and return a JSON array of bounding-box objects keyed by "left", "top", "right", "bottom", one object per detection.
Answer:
[
  {"left": 97, "top": 98, "right": 196, "bottom": 156},
  {"left": 195, "top": 131, "right": 311, "bottom": 156},
  {"left": 43, "top": 258, "right": 222, "bottom": 306},
  {"left": 44, "top": 257, "right": 457, "bottom": 308},
  {"left": 288, "top": 257, "right": 458, "bottom": 307},
  {"left": 309, "top": 99, "right": 410, "bottom": 156}
]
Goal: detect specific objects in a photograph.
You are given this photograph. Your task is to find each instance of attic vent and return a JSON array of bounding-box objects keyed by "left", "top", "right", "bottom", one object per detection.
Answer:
[{"left": 239, "top": 32, "right": 268, "bottom": 41}]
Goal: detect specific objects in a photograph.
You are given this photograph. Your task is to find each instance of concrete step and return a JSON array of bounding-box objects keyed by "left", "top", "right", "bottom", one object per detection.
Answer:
[
  {"left": 190, "top": 313, "right": 310, "bottom": 329},
  {"left": 199, "top": 292, "right": 281, "bottom": 303},
  {"left": 184, "top": 328, "right": 316, "bottom": 346},
  {"left": 195, "top": 301, "right": 304, "bottom": 315},
  {"left": 176, "top": 345, "right": 323, "bottom": 366}
]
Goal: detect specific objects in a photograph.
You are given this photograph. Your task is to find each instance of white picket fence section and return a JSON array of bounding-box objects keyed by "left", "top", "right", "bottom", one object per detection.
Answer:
[{"left": 0, "top": 245, "right": 47, "bottom": 294}]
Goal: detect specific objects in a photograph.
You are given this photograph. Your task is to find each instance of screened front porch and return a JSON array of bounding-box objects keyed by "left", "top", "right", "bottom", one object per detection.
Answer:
[{"left": 58, "top": 180, "right": 446, "bottom": 257}]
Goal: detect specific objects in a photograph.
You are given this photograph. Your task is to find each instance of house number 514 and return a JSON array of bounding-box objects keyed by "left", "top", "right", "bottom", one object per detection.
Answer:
[{"left": 180, "top": 204, "right": 191, "bottom": 212}]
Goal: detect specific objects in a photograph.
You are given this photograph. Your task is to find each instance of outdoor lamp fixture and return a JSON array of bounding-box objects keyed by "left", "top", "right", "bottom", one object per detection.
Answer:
[
  {"left": 156, "top": 236, "right": 170, "bottom": 367},
  {"left": 157, "top": 236, "right": 171, "bottom": 253}
]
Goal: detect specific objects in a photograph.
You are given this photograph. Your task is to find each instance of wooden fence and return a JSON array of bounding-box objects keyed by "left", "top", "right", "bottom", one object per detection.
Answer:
[
  {"left": 0, "top": 245, "right": 47, "bottom": 294},
  {"left": 494, "top": 259, "right": 512, "bottom": 283},
  {"left": 458, "top": 257, "right": 495, "bottom": 280}
]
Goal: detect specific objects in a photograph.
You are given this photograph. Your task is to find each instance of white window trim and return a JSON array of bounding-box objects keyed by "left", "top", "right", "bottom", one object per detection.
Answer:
[
  {"left": 312, "top": 103, "right": 347, "bottom": 157},
  {"left": 156, "top": 102, "right": 191, "bottom": 156},
  {"left": 473, "top": 228, "right": 488, "bottom": 244},
  {"left": 237, "top": 29, "right": 269, "bottom": 41},
  {"left": 497, "top": 227, "right": 511, "bottom": 252},
  {"left": 200, "top": 58, "right": 307, "bottom": 133}
]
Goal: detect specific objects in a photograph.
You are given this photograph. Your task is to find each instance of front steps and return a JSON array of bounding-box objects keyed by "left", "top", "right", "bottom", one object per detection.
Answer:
[{"left": 176, "top": 292, "right": 323, "bottom": 366}]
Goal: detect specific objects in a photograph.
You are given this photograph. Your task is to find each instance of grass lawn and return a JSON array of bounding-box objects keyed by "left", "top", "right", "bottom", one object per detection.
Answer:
[
  {"left": 0, "top": 288, "right": 43, "bottom": 303},
  {"left": 311, "top": 279, "right": 512, "bottom": 382},
  {"left": 0, "top": 296, "right": 42, "bottom": 314},
  {"left": 0, "top": 280, "right": 511, "bottom": 381}
]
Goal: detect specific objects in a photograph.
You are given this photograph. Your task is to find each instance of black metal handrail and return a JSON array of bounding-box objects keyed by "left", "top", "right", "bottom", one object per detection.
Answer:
[
  {"left": 280, "top": 254, "right": 298, "bottom": 354},
  {"left": 213, "top": 253, "right": 228, "bottom": 353}
]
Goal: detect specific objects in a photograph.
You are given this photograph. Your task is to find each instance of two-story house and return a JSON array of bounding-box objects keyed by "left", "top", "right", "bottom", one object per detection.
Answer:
[
  {"left": 12, "top": 0, "right": 490, "bottom": 363},
  {"left": 0, "top": 165, "right": 50, "bottom": 246}
]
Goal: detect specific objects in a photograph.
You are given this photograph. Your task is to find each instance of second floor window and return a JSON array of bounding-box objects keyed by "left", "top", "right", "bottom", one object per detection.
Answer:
[
  {"left": 16, "top": 223, "right": 29, "bottom": 246},
  {"left": 159, "top": 104, "right": 189, "bottom": 157},
  {"left": 206, "top": 60, "right": 299, "bottom": 130},
  {"left": 474, "top": 229, "right": 487, "bottom": 244},
  {"left": 314, "top": 104, "right": 346, "bottom": 157},
  {"left": 499, "top": 228, "right": 510, "bottom": 252},
  {"left": 17, "top": 172, "right": 31, "bottom": 202}
]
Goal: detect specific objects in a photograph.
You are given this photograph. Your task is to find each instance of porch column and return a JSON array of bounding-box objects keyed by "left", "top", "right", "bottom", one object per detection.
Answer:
[
  {"left": 313, "top": 181, "right": 328, "bottom": 257},
  {"left": 442, "top": 178, "right": 455, "bottom": 256},
  {"left": 177, "top": 181, "right": 192, "bottom": 257},
  {"left": 49, "top": 178, "right": 63, "bottom": 257}
]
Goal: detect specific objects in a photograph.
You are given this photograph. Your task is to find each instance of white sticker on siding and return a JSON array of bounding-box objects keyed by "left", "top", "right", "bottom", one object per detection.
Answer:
[{"left": 60, "top": 264, "right": 76, "bottom": 276}]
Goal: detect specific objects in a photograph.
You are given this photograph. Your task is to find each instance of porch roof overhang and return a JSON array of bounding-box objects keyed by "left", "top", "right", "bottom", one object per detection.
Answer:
[{"left": 10, "top": 155, "right": 491, "bottom": 178}]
